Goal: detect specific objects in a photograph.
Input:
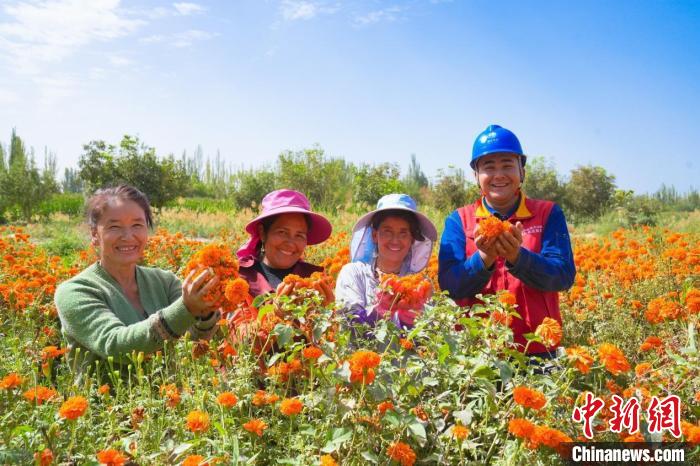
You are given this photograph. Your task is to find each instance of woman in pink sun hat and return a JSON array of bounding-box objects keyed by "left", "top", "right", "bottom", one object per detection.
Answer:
[{"left": 236, "top": 189, "right": 334, "bottom": 301}]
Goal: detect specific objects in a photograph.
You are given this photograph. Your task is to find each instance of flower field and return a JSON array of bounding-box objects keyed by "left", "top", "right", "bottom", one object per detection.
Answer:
[{"left": 0, "top": 212, "right": 699, "bottom": 465}]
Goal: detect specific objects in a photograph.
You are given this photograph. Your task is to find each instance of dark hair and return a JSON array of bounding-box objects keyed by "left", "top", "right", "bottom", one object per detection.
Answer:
[
  {"left": 86, "top": 184, "right": 154, "bottom": 229},
  {"left": 371, "top": 210, "right": 424, "bottom": 241},
  {"left": 259, "top": 213, "right": 312, "bottom": 235}
]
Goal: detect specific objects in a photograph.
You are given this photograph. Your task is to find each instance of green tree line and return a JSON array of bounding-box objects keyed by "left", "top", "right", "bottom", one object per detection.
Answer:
[{"left": 1, "top": 131, "right": 698, "bottom": 224}]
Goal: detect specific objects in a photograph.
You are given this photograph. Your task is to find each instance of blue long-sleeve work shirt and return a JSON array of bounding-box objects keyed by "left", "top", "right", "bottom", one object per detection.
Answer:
[{"left": 438, "top": 203, "right": 576, "bottom": 301}]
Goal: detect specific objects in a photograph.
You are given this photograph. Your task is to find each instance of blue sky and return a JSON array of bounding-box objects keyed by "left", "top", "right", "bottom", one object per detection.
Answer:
[{"left": 1, "top": 0, "right": 698, "bottom": 194}]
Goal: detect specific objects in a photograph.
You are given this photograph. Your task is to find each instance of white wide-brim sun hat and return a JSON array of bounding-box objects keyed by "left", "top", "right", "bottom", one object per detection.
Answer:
[{"left": 350, "top": 193, "right": 438, "bottom": 274}]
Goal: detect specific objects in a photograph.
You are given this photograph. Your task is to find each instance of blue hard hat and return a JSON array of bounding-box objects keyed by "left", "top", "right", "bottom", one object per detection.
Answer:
[{"left": 470, "top": 124, "right": 527, "bottom": 169}]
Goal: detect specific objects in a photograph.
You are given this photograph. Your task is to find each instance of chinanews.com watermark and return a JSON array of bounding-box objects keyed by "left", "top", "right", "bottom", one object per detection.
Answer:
[
  {"left": 559, "top": 391, "right": 696, "bottom": 465},
  {"left": 562, "top": 442, "right": 691, "bottom": 465}
]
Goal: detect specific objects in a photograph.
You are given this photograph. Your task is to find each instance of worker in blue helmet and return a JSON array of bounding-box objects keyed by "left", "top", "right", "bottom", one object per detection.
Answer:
[{"left": 438, "top": 125, "right": 576, "bottom": 359}]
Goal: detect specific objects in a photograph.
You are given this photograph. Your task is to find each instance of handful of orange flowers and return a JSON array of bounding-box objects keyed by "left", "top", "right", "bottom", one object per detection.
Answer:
[
  {"left": 376, "top": 273, "right": 432, "bottom": 326},
  {"left": 280, "top": 272, "right": 333, "bottom": 304},
  {"left": 182, "top": 243, "right": 249, "bottom": 313},
  {"left": 477, "top": 215, "right": 513, "bottom": 240}
]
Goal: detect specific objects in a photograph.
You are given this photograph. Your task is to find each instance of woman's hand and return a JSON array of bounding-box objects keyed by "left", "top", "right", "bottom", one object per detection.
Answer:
[
  {"left": 275, "top": 281, "right": 295, "bottom": 298},
  {"left": 318, "top": 278, "right": 335, "bottom": 306},
  {"left": 182, "top": 268, "right": 219, "bottom": 317}
]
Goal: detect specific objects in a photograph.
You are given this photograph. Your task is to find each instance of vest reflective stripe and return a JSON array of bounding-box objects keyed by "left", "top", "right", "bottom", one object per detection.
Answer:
[{"left": 456, "top": 197, "right": 560, "bottom": 354}]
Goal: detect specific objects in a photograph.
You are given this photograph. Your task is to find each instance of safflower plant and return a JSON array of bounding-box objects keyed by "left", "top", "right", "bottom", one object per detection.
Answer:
[{"left": 0, "top": 224, "right": 698, "bottom": 464}]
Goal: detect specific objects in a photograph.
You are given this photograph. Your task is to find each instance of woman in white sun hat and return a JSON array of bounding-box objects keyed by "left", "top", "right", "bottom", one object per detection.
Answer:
[{"left": 335, "top": 193, "right": 437, "bottom": 328}]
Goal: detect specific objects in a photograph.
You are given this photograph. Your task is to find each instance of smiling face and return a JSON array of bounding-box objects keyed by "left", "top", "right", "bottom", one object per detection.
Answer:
[
  {"left": 259, "top": 213, "right": 309, "bottom": 269},
  {"left": 474, "top": 152, "right": 524, "bottom": 213},
  {"left": 91, "top": 199, "right": 149, "bottom": 268},
  {"left": 372, "top": 215, "right": 413, "bottom": 272}
]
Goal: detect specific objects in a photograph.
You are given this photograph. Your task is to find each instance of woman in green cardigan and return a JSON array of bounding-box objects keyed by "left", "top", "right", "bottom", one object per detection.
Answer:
[{"left": 55, "top": 185, "right": 220, "bottom": 376}]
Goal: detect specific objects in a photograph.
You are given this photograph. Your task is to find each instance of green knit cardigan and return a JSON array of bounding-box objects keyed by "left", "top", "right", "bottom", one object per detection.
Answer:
[{"left": 55, "top": 262, "right": 220, "bottom": 375}]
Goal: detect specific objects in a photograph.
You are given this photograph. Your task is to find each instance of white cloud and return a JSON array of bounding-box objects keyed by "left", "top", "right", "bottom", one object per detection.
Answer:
[
  {"left": 140, "top": 29, "right": 216, "bottom": 48},
  {"left": 173, "top": 2, "right": 205, "bottom": 16},
  {"left": 88, "top": 67, "right": 107, "bottom": 80},
  {"left": 172, "top": 29, "right": 216, "bottom": 48},
  {"left": 280, "top": 1, "right": 338, "bottom": 22},
  {"left": 0, "top": 0, "right": 143, "bottom": 74},
  {"left": 0, "top": 88, "right": 20, "bottom": 104},
  {"left": 354, "top": 6, "right": 404, "bottom": 26},
  {"left": 109, "top": 55, "right": 132, "bottom": 66},
  {"left": 32, "top": 74, "right": 79, "bottom": 105},
  {"left": 140, "top": 34, "right": 165, "bottom": 43},
  {"left": 282, "top": 1, "right": 317, "bottom": 21}
]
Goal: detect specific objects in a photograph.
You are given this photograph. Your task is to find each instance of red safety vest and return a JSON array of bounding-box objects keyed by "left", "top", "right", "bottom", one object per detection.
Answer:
[{"left": 456, "top": 196, "right": 560, "bottom": 354}]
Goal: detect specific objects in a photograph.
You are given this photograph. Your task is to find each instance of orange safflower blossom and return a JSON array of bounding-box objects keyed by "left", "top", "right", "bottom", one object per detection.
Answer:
[
  {"left": 40, "top": 345, "right": 67, "bottom": 361},
  {"left": 185, "top": 410, "right": 210, "bottom": 433},
  {"left": 303, "top": 346, "right": 324, "bottom": 359},
  {"left": 282, "top": 272, "right": 331, "bottom": 295},
  {"left": 279, "top": 397, "right": 304, "bottom": 416},
  {"left": 386, "top": 441, "right": 416, "bottom": 466},
  {"left": 23, "top": 386, "right": 58, "bottom": 404},
  {"left": 0, "top": 372, "right": 23, "bottom": 390},
  {"left": 216, "top": 392, "right": 238, "bottom": 408},
  {"left": 566, "top": 346, "right": 594, "bottom": 374},
  {"left": 377, "top": 400, "right": 394, "bottom": 415},
  {"left": 182, "top": 455, "right": 208, "bottom": 466},
  {"left": 320, "top": 455, "right": 338, "bottom": 466},
  {"left": 243, "top": 418, "right": 268, "bottom": 436},
  {"left": 598, "top": 343, "right": 631, "bottom": 375},
  {"left": 645, "top": 297, "right": 683, "bottom": 324},
  {"left": 640, "top": 336, "right": 664, "bottom": 353},
  {"left": 268, "top": 359, "right": 304, "bottom": 382},
  {"left": 452, "top": 424, "right": 470, "bottom": 440},
  {"left": 498, "top": 291, "right": 517, "bottom": 306},
  {"left": 348, "top": 350, "right": 381, "bottom": 385},
  {"left": 635, "top": 363, "right": 652, "bottom": 378},
  {"left": 513, "top": 386, "right": 547, "bottom": 410},
  {"left": 509, "top": 418, "right": 572, "bottom": 454},
  {"left": 681, "top": 421, "right": 700, "bottom": 444},
  {"left": 684, "top": 288, "right": 699, "bottom": 314},
  {"left": 159, "top": 384, "right": 181, "bottom": 407},
  {"left": 478, "top": 215, "right": 512, "bottom": 240},
  {"left": 508, "top": 418, "right": 536, "bottom": 439},
  {"left": 183, "top": 243, "right": 247, "bottom": 312},
  {"left": 34, "top": 448, "right": 53, "bottom": 466},
  {"left": 399, "top": 338, "right": 414, "bottom": 350},
  {"left": 96, "top": 449, "right": 127, "bottom": 466},
  {"left": 59, "top": 396, "right": 89, "bottom": 420},
  {"left": 252, "top": 390, "right": 279, "bottom": 406},
  {"left": 378, "top": 273, "right": 431, "bottom": 311},
  {"left": 534, "top": 317, "right": 562, "bottom": 347}
]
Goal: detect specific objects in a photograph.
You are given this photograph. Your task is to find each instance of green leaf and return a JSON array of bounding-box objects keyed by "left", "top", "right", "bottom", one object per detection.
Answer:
[
  {"left": 266, "top": 352, "right": 284, "bottom": 367},
  {"left": 171, "top": 442, "right": 193, "bottom": 458},
  {"left": 320, "top": 427, "right": 353, "bottom": 453},
  {"left": 272, "top": 323, "right": 294, "bottom": 347},
  {"left": 422, "top": 376, "right": 439, "bottom": 387},
  {"left": 256, "top": 303, "right": 275, "bottom": 322},
  {"left": 494, "top": 360, "right": 513, "bottom": 385},
  {"left": 438, "top": 343, "right": 450, "bottom": 364},
  {"left": 384, "top": 411, "right": 402, "bottom": 427},
  {"left": 332, "top": 427, "right": 353, "bottom": 442},
  {"left": 687, "top": 321, "right": 697, "bottom": 352},
  {"left": 408, "top": 420, "right": 427, "bottom": 447},
  {"left": 361, "top": 451, "right": 379, "bottom": 463},
  {"left": 453, "top": 408, "right": 472, "bottom": 426},
  {"left": 252, "top": 294, "right": 267, "bottom": 308},
  {"left": 10, "top": 425, "right": 34, "bottom": 438},
  {"left": 472, "top": 364, "right": 497, "bottom": 379}
]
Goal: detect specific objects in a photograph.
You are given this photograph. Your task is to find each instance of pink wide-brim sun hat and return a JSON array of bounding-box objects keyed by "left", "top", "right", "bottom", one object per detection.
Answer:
[{"left": 244, "top": 189, "right": 332, "bottom": 245}]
